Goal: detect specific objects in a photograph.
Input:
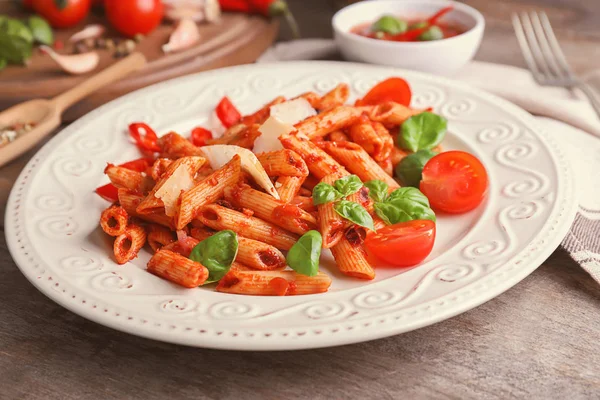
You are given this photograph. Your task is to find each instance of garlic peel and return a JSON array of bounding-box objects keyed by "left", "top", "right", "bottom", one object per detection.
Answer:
[
  {"left": 40, "top": 45, "right": 100, "bottom": 75},
  {"left": 163, "top": 18, "right": 201, "bottom": 54},
  {"left": 68, "top": 24, "right": 106, "bottom": 43}
]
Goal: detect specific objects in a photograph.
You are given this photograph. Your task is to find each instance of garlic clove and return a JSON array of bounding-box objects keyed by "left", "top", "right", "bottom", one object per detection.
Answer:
[
  {"left": 40, "top": 45, "right": 100, "bottom": 75},
  {"left": 162, "top": 18, "right": 201, "bottom": 54},
  {"left": 68, "top": 24, "right": 106, "bottom": 43},
  {"left": 163, "top": 0, "right": 221, "bottom": 23}
]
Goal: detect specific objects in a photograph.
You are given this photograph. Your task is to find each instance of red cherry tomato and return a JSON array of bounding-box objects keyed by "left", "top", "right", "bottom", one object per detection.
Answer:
[
  {"left": 104, "top": 0, "right": 164, "bottom": 37},
  {"left": 365, "top": 220, "right": 436, "bottom": 267},
  {"left": 128, "top": 123, "right": 161, "bottom": 153},
  {"left": 355, "top": 77, "right": 412, "bottom": 107},
  {"left": 32, "top": 0, "right": 91, "bottom": 29},
  {"left": 95, "top": 183, "right": 119, "bottom": 202},
  {"left": 191, "top": 127, "right": 213, "bottom": 147},
  {"left": 215, "top": 96, "right": 242, "bottom": 128},
  {"left": 420, "top": 151, "right": 488, "bottom": 214}
]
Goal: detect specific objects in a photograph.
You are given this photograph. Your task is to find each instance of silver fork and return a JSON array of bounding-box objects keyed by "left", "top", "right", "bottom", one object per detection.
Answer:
[{"left": 512, "top": 11, "right": 600, "bottom": 119}]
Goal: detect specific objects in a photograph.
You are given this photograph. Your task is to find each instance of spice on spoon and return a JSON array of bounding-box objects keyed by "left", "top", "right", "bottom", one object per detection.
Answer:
[{"left": 0, "top": 122, "right": 35, "bottom": 147}]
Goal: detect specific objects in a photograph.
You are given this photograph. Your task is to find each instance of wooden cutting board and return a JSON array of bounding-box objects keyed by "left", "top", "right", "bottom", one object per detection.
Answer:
[{"left": 0, "top": 3, "right": 279, "bottom": 121}]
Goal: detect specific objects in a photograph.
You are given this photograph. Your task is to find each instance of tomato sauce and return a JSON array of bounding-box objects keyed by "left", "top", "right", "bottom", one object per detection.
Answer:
[{"left": 350, "top": 19, "right": 466, "bottom": 42}]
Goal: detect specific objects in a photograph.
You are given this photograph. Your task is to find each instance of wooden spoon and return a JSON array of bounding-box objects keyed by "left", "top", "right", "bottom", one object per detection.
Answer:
[{"left": 0, "top": 52, "right": 147, "bottom": 168}]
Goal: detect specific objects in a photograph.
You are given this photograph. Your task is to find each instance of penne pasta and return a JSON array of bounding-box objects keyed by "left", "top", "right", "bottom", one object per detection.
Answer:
[
  {"left": 189, "top": 226, "right": 216, "bottom": 242},
  {"left": 176, "top": 155, "right": 242, "bottom": 229},
  {"left": 317, "top": 83, "right": 350, "bottom": 111},
  {"left": 275, "top": 175, "right": 306, "bottom": 203},
  {"left": 113, "top": 224, "right": 147, "bottom": 265},
  {"left": 317, "top": 173, "right": 348, "bottom": 249},
  {"left": 301, "top": 174, "right": 320, "bottom": 191},
  {"left": 330, "top": 228, "right": 375, "bottom": 280},
  {"left": 390, "top": 146, "right": 410, "bottom": 169},
  {"left": 236, "top": 237, "right": 286, "bottom": 270},
  {"left": 328, "top": 130, "right": 349, "bottom": 142},
  {"left": 150, "top": 158, "right": 173, "bottom": 181},
  {"left": 196, "top": 204, "right": 299, "bottom": 250},
  {"left": 100, "top": 205, "right": 129, "bottom": 237},
  {"left": 207, "top": 124, "right": 262, "bottom": 149},
  {"left": 104, "top": 164, "right": 145, "bottom": 192},
  {"left": 257, "top": 149, "right": 308, "bottom": 177},
  {"left": 368, "top": 102, "right": 424, "bottom": 126},
  {"left": 371, "top": 121, "right": 395, "bottom": 161},
  {"left": 279, "top": 134, "right": 348, "bottom": 180},
  {"left": 241, "top": 96, "right": 286, "bottom": 125},
  {"left": 294, "top": 105, "right": 363, "bottom": 139},
  {"left": 224, "top": 184, "right": 316, "bottom": 235},
  {"left": 147, "top": 249, "right": 209, "bottom": 288},
  {"left": 348, "top": 118, "right": 385, "bottom": 161},
  {"left": 216, "top": 270, "right": 332, "bottom": 295},
  {"left": 118, "top": 189, "right": 175, "bottom": 229},
  {"left": 158, "top": 132, "right": 204, "bottom": 158},
  {"left": 293, "top": 91, "right": 321, "bottom": 109},
  {"left": 147, "top": 224, "right": 176, "bottom": 252},
  {"left": 319, "top": 141, "right": 399, "bottom": 189},
  {"left": 377, "top": 156, "right": 394, "bottom": 177},
  {"left": 291, "top": 195, "right": 317, "bottom": 213}
]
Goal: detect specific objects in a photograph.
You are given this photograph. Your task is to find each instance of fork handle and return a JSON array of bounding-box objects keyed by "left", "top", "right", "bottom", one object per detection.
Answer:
[{"left": 576, "top": 82, "right": 600, "bottom": 120}]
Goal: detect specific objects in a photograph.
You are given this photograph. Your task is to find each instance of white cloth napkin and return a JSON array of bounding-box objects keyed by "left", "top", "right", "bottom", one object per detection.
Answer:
[{"left": 258, "top": 39, "right": 600, "bottom": 282}]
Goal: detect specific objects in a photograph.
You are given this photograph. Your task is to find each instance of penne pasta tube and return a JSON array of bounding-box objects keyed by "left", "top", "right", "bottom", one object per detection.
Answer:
[
  {"left": 118, "top": 189, "right": 175, "bottom": 229},
  {"left": 150, "top": 158, "right": 173, "bottom": 181},
  {"left": 390, "top": 146, "right": 410, "bottom": 169},
  {"left": 158, "top": 132, "right": 204, "bottom": 158},
  {"left": 348, "top": 119, "right": 386, "bottom": 161},
  {"left": 257, "top": 149, "right": 308, "bottom": 177},
  {"left": 196, "top": 204, "right": 299, "bottom": 250},
  {"left": 317, "top": 173, "right": 348, "bottom": 249},
  {"left": 236, "top": 237, "right": 286, "bottom": 270},
  {"left": 293, "top": 91, "right": 321, "bottom": 109},
  {"left": 275, "top": 175, "right": 306, "bottom": 203},
  {"left": 224, "top": 184, "right": 316, "bottom": 235},
  {"left": 294, "top": 105, "right": 363, "bottom": 139},
  {"left": 229, "top": 261, "right": 255, "bottom": 272},
  {"left": 104, "top": 164, "right": 145, "bottom": 192},
  {"left": 100, "top": 205, "right": 129, "bottom": 237},
  {"left": 207, "top": 124, "right": 261, "bottom": 149},
  {"left": 368, "top": 102, "right": 424, "bottom": 126},
  {"left": 279, "top": 134, "right": 348, "bottom": 180},
  {"left": 147, "top": 249, "right": 208, "bottom": 288},
  {"left": 189, "top": 226, "right": 216, "bottom": 242},
  {"left": 301, "top": 174, "right": 320, "bottom": 191},
  {"left": 319, "top": 141, "right": 399, "bottom": 189},
  {"left": 241, "top": 96, "right": 286, "bottom": 125},
  {"left": 147, "top": 224, "right": 176, "bottom": 252},
  {"left": 328, "top": 130, "right": 349, "bottom": 142},
  {"left": 317, "top": 83, "right": 350, "bottom": 111},
  {"left": 377, "top": 157, "right": 394, "bottom": 177},
  {"left": 176, "top": 155, "right": 242, "bottom": 229},
  {"left": 291, "top": 195, "right": 317, "bottom": 213},
  {"left": 113, "top": 224, "right": 147, "bottom": 265},
  {"left": 371, "top": 121, "right": 394, "bottom": 161},
  {"left": 330, "top": 229, "right": 375, "bottom": 280},
  {"left": 216, "top": 270, "right": 332, "bottom": 295}
]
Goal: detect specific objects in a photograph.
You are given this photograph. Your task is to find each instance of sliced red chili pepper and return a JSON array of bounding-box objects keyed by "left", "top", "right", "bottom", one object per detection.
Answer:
[
  {"left": 218, "top": 0, "right": 252, "bottom": 12},
  {"left": 428, "top": 5, "right": 454, "bottom": 25},
  {"left": 128, "top": 122, "right": 161, "bottom": 153},
  {"left": 215, "top": 96, "right": 242, "bottom": 128},
  {"left": 95, "top": 183, "right": 119, "bottom": 202},
  {"left": 119, "top": 157, "right": 154, "bottom": 172},
  {"left": 190, "top": 127, "right": 213, "bottom": 147}
]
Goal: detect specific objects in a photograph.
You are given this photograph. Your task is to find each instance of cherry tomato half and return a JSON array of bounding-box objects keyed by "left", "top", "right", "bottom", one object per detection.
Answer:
[
  {"left": 355, "top": 77, "right": 412, "bottom": 107},
  {"left": 104, "top": 0, "right": 164, "bottom": 37},
  {"left": 32, "top": 0, "right": 91, "bottom": 29},
  {"left": 365, "top": 220, "right": 436, "bottom": 267},
  {"left": 420, "top": 151, "right": 488, "bottom": 214}
]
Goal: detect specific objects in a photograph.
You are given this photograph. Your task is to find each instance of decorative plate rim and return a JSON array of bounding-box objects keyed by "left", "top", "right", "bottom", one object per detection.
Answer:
[{"left": 5, "top": 61, "right": 578, "bottom": 351}]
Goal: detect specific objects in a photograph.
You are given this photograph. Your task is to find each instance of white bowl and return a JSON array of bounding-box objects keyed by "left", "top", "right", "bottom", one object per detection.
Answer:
[{"left": 333, "top": 0, "right": 485, "bottom": 75}]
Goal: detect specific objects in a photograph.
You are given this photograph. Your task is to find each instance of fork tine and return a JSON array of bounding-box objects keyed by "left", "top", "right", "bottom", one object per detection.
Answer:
[
  {"left": 512, "top": 13, "right": 543, "bottom": 81},
  {"left": 529, "top": 11, "right": 565, "bottom": 79},
  {"left": 538, "top": 11, "right": 575, "bottom": 79},
  {"left": 518, "top": 12, "right": 553, "bottom": 81}
]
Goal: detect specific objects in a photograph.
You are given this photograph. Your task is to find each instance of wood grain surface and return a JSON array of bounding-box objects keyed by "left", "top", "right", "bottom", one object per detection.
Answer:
[{"left": 2, "top": 1, "right": 600, "bottom": 399}]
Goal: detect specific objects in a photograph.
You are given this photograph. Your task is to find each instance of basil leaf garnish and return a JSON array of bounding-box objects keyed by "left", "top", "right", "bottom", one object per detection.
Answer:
[
  {"left": 334, "top": 175, "right": 363, "bottom": 197},
  {"left": 395, "top": 149, "right": 437, "bottom": 187},
  {"left": 364, "top": 180, "right": 389, "bottom": 203},
  {"left": 386, "top": 198, "right": 436, "bottom": 223},
  {"left": 398, "top": 112, "right": 447, "bottom": 152},
  {"left": 189, "top": 230, "right": 238, "bottom": 284},
  {"left": 334, "top": 200, "right": 374, "bottom": 231},
  {"left": 374, "top": 202, "right": 411, "bottom": 225},
  {"left": 0, "top": 33, "right": 32, "bottom": 64},
  {"left": 387, "top": 187, "right": 430, "bottom": 208},
  {"left": 27, "top": 16, "right": 53, "bottom": 46},
  {"left": 286, "top": 230, "right": 322, "bottom": 276},
  {"left": 312, "top": 182, "right": 343, "bottom": 206}
]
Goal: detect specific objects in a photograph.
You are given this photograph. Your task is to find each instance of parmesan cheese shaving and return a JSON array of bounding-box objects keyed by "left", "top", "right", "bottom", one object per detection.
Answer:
[{"left": 154, "top": 164, "right": 196, "bottom": 217}]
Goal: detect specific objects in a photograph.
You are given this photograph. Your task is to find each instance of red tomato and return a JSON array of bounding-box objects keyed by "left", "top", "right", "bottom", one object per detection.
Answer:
[
  {"left": 95, "top": 183, "right": 119, "bottom": 202},
  {"left": 32, "top": 0, "right": 91, "bottom": 29},
  {"left": 365, "top": 220, "right": 436, "bottom": 267},
  {"left": 420, "top": 151, "right": 488, "bottom": 214},
  {"left": 128, "top": 123, "right": 161, "bottom": 152},
  {"left": 191, "top": 127, "right": 213, "bottom": 147},
  {"left": 356, "top": 77, "right": 412, "bottom": 107},
  {"left": 104, "top": 0, "right": 164, "bottom": 37},
  {"left": 215, "top": 96, "right": 242, "bottom": 128}
]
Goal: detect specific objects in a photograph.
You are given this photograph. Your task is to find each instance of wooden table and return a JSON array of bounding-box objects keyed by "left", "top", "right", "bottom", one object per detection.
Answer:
[{"left": 2, "top": 1, "right": 600, "bottom": 399}]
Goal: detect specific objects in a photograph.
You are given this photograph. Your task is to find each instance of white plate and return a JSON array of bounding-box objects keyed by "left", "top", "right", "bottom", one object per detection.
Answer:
[{"left": 5, "top": 62, "right": 577, "bottom": 350}]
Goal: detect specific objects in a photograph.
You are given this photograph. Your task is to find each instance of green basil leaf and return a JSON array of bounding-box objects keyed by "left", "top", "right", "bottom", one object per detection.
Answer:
[
  {"left": 286, "top": 230, "right": 322, "bottom": 277},
  {"left": 189, "top": 230, "right": 238, "bottom": 284},
  {"left": 334, "top": 200, "right": 374, "bottom": 231},
  {"left": 312, "top": 182, "right": 343, "bottom": 205},
  {"left": 388, "top": 187, "right": 430, "bottom": 208},
  {"left": 364, "top": 180, "right": 389, "bottom": 203},
  {"left": 387, "top": 198, "right": 436, "bottom": 222},
  {"left": 334, "top": 175, "right": 363, "bottom": 197},
  {"left": 0, "top": 33, "right": 32, "bottom": 64},
  {"left": 419, "top": 25, "right": 444, "bottom": 41},
  {"left": 395, "top": 149, "right": 437, "bottom": 187},
  {"left": 398, "top": 112, "right": 447, "bottom": 152},
  {"left": 374, "top": 202, "right": 412, "bottom": 225},
  {"left": 371, "top": 15, "right": 408, "bottom": 35},
  {"left": 0, "top": 18, "right": 33, "bottom": 43},
  {"left": 27, "top": 16, "right": 53, "bottom": 45}
]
